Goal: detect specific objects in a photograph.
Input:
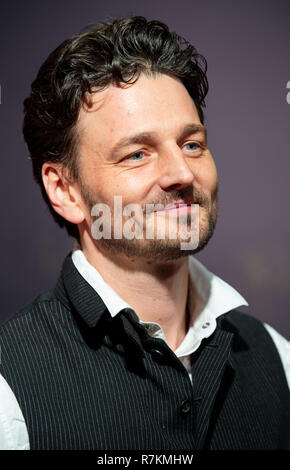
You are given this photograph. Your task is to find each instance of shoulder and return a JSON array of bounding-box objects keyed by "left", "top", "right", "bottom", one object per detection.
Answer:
[
  {"left": 0, "top": 289, "right": 54, "bottom": 327},
  {"left": 0, "top": 288, "right": 72, "bottom": 350},
  {"left": 221, "top": 309, "right": 287, "bottom": 351},
  {"left": 222, "top": 310, "right": 290, "bottom": 389},
  {"left": 221, "top": 309, "right": 285, "bottom": 344},
  {"left": 222, "top": 309, "right": 265, "bottom": 331},
  {"left": 223, "top": 309, "right": 289, "bottom": 344},
  {"left": 0, "top": 287, "right": 76, "bottom": 400}
]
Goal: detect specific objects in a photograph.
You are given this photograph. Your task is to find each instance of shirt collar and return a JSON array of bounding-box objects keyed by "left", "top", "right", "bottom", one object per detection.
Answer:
[
  {"left": 71, "top": 244, "right": 248, "bottom": 331},
  {"left": 188, "top": 255, "right": 248, "bottom": 319},
  {"left": 173, "top": 256, "right": 248, "bottom": 357},
  {"left": 71, "top": 246, "right": 134, "bottom": 317}
]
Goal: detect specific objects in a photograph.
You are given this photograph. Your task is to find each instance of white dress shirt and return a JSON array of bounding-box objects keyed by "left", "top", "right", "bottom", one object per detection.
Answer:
[{"left": 0, "top": 250, "right": 289, "bottom": 450}]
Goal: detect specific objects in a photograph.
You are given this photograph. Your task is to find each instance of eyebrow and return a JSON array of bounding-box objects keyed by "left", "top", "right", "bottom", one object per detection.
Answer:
[{"left": 110, "top": 123, "right": 207, "bottom": 157}]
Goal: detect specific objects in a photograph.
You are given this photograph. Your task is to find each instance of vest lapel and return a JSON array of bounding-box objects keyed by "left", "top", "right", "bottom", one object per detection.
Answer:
[
  {"left": 191, "top": 327, "right": 234, "bottom": 449},
  {"left": 54, "top": 253, "right": 147, "bottom": 372},
  {"left": 55, "top": 252, "right": 108, "bottom": 327}
]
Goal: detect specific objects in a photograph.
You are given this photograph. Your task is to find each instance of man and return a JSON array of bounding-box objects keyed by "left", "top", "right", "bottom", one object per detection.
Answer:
[{"left": 0, "top": 16, "right": 289, "bottom": 450}]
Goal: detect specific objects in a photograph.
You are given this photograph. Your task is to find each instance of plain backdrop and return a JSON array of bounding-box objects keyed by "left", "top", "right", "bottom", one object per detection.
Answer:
[{"left": 0, "top": 0, "right": 289, "bottom": 337}]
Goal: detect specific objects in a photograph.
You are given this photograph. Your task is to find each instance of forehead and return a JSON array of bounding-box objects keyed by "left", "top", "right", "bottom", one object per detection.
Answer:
[{"left": 77, "top": 73, "right": 201, "bottom": 147}]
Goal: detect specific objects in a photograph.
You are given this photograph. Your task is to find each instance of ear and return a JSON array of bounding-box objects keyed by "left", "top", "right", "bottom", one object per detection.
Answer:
[{"left": 42, "top": 162, "right": 85, "bottom": 224}]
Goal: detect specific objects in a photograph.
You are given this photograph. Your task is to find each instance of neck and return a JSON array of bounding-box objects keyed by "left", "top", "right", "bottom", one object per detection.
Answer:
[{"left": 79, "top": 232, "right": 196, "bottom": 351}]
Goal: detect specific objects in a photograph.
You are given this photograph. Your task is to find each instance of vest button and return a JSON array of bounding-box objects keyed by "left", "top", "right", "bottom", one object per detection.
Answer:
[
  {"left": 150, "top": 349, "right": 164, "bottom": 362},
  {"left": 180, "top": 399, "right": 191, "bottom": 416}
]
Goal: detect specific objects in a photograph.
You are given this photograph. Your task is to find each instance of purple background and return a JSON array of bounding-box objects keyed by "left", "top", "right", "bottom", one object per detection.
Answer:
[{"left": 1, "top": 0, "right": 289, "bottom": 337}]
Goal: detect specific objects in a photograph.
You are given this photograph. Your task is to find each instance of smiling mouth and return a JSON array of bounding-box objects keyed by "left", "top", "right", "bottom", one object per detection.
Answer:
[
  {"left": 165, "top": 203, "right": 190, "bottom": 210},
  {"left": 153, "top": 201, "right": 198, "bottom": 212}
]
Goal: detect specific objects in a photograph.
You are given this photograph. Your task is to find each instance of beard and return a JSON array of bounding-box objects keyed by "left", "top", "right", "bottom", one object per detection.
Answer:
[{"left": 78, "top": 179, "right": 218, "bottom": 263}]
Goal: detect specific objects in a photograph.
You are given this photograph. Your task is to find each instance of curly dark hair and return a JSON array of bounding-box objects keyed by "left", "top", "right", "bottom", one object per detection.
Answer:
[{"left": 23, "top": 16, "right": 209, "bottom": 242}]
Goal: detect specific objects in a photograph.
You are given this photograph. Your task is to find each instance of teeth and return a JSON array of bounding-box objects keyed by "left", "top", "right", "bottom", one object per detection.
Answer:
[{"left": 165, "top": 203, "right": 187, "bottom": 210}]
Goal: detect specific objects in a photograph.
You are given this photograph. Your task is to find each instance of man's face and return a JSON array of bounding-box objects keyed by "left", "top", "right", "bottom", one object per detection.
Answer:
[{"left": 75, "top": 73, "right": 218, "bottom": 262}]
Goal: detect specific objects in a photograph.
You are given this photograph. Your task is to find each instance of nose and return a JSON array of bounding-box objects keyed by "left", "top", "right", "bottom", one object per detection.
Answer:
[{"left": 157, "top": 145, "right": 195, "bottom": 191}]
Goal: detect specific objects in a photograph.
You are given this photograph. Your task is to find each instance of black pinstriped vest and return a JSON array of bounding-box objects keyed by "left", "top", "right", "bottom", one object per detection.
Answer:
[{"left": 0, "top": 252, "right": 289, "bottom": 450}]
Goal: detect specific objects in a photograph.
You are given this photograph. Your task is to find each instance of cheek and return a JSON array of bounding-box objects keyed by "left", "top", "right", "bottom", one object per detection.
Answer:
[
  {"left": 79, "top": 165, "right": 112, "bottom": 207},
  {"left": 86, "top": 170, "right": 147, "bottom": 208},
  {"left": 196, "top": 158, "right": 218, "bottom": 194},
  {"left": 112, "top": 167, "right": 154, "bottom": 203}
]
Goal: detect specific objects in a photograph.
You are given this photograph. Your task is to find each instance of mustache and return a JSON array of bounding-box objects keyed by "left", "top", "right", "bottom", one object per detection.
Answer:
[{"left": 143, "top": 185, "right": 210, "bottom": 214}]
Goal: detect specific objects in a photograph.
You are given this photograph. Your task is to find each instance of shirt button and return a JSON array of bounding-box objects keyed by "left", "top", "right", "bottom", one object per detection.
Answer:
[
  {"left": 179, "top": 399, "right": 191, "bottom": 416},
  {"left": 150, "top": 349, "right": 164, "bottom": 362}
]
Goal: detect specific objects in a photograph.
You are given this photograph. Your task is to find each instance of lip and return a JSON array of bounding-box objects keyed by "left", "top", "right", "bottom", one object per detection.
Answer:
[
  {"left": 164, "top": 203, "right": 189, "bottom": 210},
  {"left": 154, "top": 201, "right": 194, "bottom": 213}
]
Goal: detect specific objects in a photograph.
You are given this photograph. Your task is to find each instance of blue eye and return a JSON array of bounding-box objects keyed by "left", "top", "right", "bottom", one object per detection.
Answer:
[
  {"left": 128, "top": 151, "right": 145, "bottom": 160},
  {"left": 185, "top": 142, "right": 201, "bottom": 151}
]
